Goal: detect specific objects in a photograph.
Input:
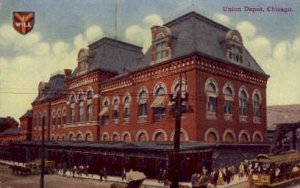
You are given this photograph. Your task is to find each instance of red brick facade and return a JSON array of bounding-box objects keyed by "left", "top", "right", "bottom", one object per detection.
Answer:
[{"left": 26, "top": 12, "right": 268, "bottom": 144}]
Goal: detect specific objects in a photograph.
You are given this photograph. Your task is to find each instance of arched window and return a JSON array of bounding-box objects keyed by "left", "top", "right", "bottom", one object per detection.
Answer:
[
  {"left": 85, "top": 133, "right": 92, "bottom": 141},
  {"left": 138, "top": 90, "right": 148, "bottom": 120},
  {"left": 57, "top": 110, "right": 61, "bottom": 125},
  {"left": 207, "top": 83, "right": 217, "bottom": 112},
  {"left": 151, "top": 86, "right": 166, "bottom": 121},
  {"left": 100, "top": 100, "right": 109, "bottom": 125},
  {"left": 51, "top": 110, "right": 56, "bottom": 126},
  {"left": 154, "top": 132, "right": 165, "bottom": 142},
  {"left": 173, "top": 82, "right": 187, "bottom": 113},
  {"left": 87, "top": 104, "right": 92, "bottom": 121},
  {"left": 138, "top": 133, "right": 147, "bottom": 142},
  {"left": 224, "top": 86, "right": 233, "bottom": 115},
  {"left": 87, "top": 90, "right": 93, "bottom": 99},
  {"left": 62, "top": 108, "right": 66, "bottom": 124},
  {"left": 69, "top": 134, "right": 74, "bottom": 141},
  {"left": 253, "top": 93, "right": 260, "bottom": 118},
  {"left": 112, "top": 98, "right": 119, "bottom": 122},
  {"left": 78, "top": 93, "right": 84, "bottom": 122},
  {"left": 70, "top": 95, "right": 75, "bottom": 123},
  {"left": 124, "top": 96, "right": 130, "bottom": 120},
  {"left": 76, "top": 133, "right": 83, "bottom": 141},
  {"left": 239, "top": 90, "right": 248, "bottom": 116}
]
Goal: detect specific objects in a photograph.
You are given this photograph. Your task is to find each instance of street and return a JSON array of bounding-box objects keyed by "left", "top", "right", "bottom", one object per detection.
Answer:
[{"left": 0, "top": 164, "right": 111, "bottom": 188}]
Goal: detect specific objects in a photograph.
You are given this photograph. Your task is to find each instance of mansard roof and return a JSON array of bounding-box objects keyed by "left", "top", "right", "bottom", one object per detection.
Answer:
[
  {"left": 33, "top": 74, "right": 65, "bottom": 103},
  {"left": 141, "top": 11, "right": 266, "bottom": 75},
  {"left": 70, "top": 37, "right": 144, "bottom": 78}
]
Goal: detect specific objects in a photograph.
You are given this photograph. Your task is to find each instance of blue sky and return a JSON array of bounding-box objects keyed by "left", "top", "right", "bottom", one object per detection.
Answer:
[{"left": 1, "top": 0, "right": 300, "bottom": 120}]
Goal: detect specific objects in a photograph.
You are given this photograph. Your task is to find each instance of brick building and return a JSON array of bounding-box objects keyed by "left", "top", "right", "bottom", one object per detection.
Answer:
[
  {"left": 0, "top": 111, "right": 31, "bottom": 146},
  {"left": 28, "top": 11, "right": 268, "bottom": 144},
  {"left": 6, "top": 11, "right": 271, "bottom": 179}
]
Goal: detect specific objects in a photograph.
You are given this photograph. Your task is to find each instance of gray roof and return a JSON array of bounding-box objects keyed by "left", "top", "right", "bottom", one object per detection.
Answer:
[
  {"left": 0, "top": 117, "right": 18, "bottom": 126},
  {"left": 141, "top": 11, "right": 266, "bottom": 75},
  {"left": 70, "top": 37, "right": 143, "bottom": 78},
  {"left": 33, "top": 74, "right": 65, "bottom": 103},
  {"left": 0, "top": 128, "right": 20, "bottom": 135}
]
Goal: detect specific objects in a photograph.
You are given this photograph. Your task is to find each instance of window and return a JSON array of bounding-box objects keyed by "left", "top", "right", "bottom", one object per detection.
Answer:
[
  {"left": 100, "top": 100, "right": 109, "bottom": 125},
  {"left": 253, "top": 94, "right": 260, "bottom": 117},
  {"left": 124, "top": 96, "right": 130, "bottom": 119},
  {"left": 224, "top": 86, "right": 233, "bottom": 115},
  {"left": 151, "top": 86, "right": 166, "bottom": 121},
  {"left": 87, "top": 90, "right": 93, "bottom": 99},
  {"left": 138, "top": 90, "right": 148, "bottom": 117},
  {"left": 229, "top": 45, "right": 242, "bottom": 63},
  {"left": 78, "top": 94, "right": 84, "bottom": 122},
  {"left": 87, "top": 104, "right": 92, "bottom": 121},
  {"left": 112, "top": 98, "right": 119, "bottom": 120},
  {"left": 57, "top": 110, "right": 61, "bottom": 125},
  {"left": 62, "top": 108, "right": 66, "bottom": 124},
  {"left": 156, "top": 41, "right": 166, "bottom": 60},
  {"left": 51, "top": 111, "right": 56, "bottom": 126},
  {"left": 239, "top": 90, "right": 248, "bottom": 116},
  {"left": 173, "top": 82, "right": 187, "bottom": 113},
  {"left": 70, "top": 107, "right": 75, "bottom": 123},
  {"left": 207, "top": 83, "right": 217, "bottom": 112}
]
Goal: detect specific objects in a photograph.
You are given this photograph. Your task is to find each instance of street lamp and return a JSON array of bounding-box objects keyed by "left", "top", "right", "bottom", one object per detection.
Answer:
[
  {"left": 40, "top": 116, "right": 45, "bottom": 188},
  {"left": 169, "top": 73, "right": 188, "bottom": 188}
]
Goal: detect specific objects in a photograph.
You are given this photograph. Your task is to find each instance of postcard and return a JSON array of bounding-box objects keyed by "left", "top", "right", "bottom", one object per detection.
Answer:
[{"left": 0, "top": 0, "right": 299, "bottom": 188}]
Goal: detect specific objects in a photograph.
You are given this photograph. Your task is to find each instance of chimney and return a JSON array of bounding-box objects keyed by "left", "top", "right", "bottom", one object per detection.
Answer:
[{"left": 64, "top": 69, "right": 72, "bottom": 80}]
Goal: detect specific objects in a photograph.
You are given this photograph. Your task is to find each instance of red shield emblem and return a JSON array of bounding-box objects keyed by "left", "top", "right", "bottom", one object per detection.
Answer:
[{"left": 13, "top": 12, "right": 35, "bottom": 35}]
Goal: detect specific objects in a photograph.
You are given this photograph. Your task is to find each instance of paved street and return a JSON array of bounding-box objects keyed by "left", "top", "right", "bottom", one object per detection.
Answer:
[
  {"left": 0, "top": 164, "right": 112, "bottom": 188},
  {"left": 0, "top": 161, "right": 249, "bottom": 188}
]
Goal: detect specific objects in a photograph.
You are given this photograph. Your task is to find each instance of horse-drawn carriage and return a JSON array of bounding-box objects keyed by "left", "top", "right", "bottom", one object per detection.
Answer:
[{"left": 9, "top": 160, "right": 55, "bottom": 175}]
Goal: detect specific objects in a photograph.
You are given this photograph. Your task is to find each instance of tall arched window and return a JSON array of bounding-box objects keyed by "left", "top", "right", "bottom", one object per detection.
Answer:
[
  {"left": 124, "top": 96, "right": 130, "bottom": 120},
  {"left": 112, "top": 98, "right": 119, "bottom": 124},
  {"left": 51, "top": 110, "right": 56, "bottom": 126},
  {"left": 151, "top": 86, "right": 166, "bottom": 121},
  {"left": 57, "top": 109, "right": 61, "bottom": 125},
  {"left": 224, "top": 86, "right": 234, "bottom": 121},
  {"left": 138, "top": 90, "right": 148, "bottom": 121},
  {"left": 70, "top": 95, "right": 75, "bottom": 123},
  {"left": 207, "top": 83, "right": 217, "bottom": 112},
  {"left": 239, "top": 90, "right": 248, "bottom": 116},
  {"left": 100, "top": 100, "right": 109, "bottom": 125},
  {"left": 62, "top": 108, "right": 66, "bottom": 124},
  {"left": 78, "top": 93, "right": 84, "bottom": 122},
  {"left": 87, "top": 104, "right": 92, "bottom": 121},
  {"left": 253, "top": 93, "right": 260, "bottom": 117},
  {"left": 87, "top": 90, "right": 93, "bottom": 99}
]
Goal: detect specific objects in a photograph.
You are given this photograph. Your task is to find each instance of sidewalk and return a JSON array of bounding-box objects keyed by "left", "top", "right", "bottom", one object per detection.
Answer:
[{"left": 0, "top": 160, "right": 247, "bottom": 188}]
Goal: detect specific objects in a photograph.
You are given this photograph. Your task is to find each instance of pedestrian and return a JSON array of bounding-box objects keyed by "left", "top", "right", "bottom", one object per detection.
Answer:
[
  {"left": 72, "top": 165, "right": 77, "bottom": 178},
  {"left": 122, "top": 168, "right": 126, "bottom": 181},
  {"left": 99, "top": 168, "right": 103, "bottom": 182},
  {"left": 162, "top": 169, "right": 168, "bottom": 186},
  {"left": 85, "top": 165, "right": 89, "bottom": 176},
  {"left": 157, "top": 168, "right": 163, "bottom": 183},
  {"left": 103, "top": 167, "right": 107, "bottom": 179}
]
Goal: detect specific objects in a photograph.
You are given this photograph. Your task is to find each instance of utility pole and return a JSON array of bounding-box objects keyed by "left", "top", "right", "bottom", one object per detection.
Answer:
[
  {"left": 170, "top": 73, "right": 188, "bottom": 188},
  {"left": 40, "top": 116, "right": 45, "bottom": 188}
]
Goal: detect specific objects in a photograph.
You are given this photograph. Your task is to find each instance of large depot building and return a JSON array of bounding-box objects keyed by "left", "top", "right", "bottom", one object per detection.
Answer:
[{"left": 7, "top": 11, "right": 270, "bottom": 179}]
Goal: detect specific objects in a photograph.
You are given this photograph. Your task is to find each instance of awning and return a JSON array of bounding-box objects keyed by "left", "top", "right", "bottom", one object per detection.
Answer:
[
  {"left": 150, "top": 96, "right": 166, "bottom": 108},
  {"left": 124, "top": 103, "right": 130, "bottom": 108},
  {"left": 138, "top": 98, "right": 147, "bottom": 104},
  {"left": 99, "top": 107, "right": 109, "bottom": 116}
]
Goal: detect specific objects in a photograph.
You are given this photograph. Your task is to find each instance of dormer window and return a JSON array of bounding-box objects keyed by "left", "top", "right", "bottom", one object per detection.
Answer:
[
  {"left": 77, "top": 48, "right": 89, "bottom": 76},
  {"left": 151, "top": 26, "right": 172, "bottom": 64},
  {"left": 225, "top": 30, "right": 243, "bottom": 64}
]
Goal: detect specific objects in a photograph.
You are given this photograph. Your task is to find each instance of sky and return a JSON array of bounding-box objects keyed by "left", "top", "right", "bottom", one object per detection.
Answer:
[{"left": 0, "top": 0, "right": 300, "bottom": 121}]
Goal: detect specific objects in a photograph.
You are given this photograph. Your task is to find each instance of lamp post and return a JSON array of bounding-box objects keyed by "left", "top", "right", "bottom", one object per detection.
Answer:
[
  {"left": 170, "top": 73, "right": 188, "bottom": 188},
  {"left": 40, "top": 116, "right": 45, "bottom": 188}
]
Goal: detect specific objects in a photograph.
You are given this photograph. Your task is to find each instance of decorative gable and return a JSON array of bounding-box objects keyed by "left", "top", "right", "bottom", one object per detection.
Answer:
[
  {"left": 224, "top": 29, "right": 243, "bottom": 64},
  {"left": 77, "top": 48, "right": 89, "bottom": 76},
  {"left": 150, "top": 26, "right": 173, "bottom": 65}
]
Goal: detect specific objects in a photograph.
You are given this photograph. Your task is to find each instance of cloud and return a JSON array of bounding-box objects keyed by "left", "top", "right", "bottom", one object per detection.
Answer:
[
  {"left": 125, "top": 14, "right": 163, "bottom": 52},
  {"left": 0, "top": 24, "right": 105, "bottom": 120},
  {"left": 236, "top": 20, "right": 300, "bottom": 105},
  {"left": 85, "top": 25, "right": 104, "bottom": 43},
  {"left": 213, "top": 13, "right": 230, "bottom": 25},
  {"left": 236, "top": 21, "right": 256, "bottom": 39}
]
